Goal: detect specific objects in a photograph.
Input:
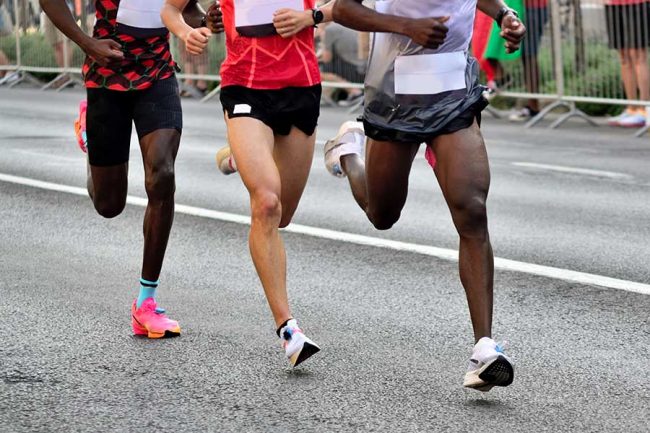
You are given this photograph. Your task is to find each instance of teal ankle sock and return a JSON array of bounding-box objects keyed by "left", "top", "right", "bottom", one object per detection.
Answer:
[{"left": 136, "top": 278, "right": 159, "bottom": 308}]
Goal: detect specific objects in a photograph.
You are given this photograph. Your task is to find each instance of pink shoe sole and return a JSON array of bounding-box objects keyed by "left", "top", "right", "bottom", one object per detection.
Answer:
[{"left": 132, "top": 316, "right": 181, "bottom": 339}]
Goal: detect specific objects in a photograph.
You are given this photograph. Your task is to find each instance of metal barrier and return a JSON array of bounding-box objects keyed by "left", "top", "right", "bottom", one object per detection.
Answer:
[
  {"left": 0, "top": 0, "right": 648, "bottom": 137},
  {"left": 497, "top": 0, "right": 650, "bottom": 136}
]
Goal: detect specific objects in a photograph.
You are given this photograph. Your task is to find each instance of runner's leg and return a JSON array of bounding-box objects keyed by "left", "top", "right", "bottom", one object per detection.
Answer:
[
  {"left": 273, "top": 127, "right": 316, "bottom": 227},
  {"left": 341, "top": 139, "right": 419, "bottom": 230},
  {"left": 226, "top": 116, "right": 291, "bottom": 327},
  {"left": 429, "top": 121, "right": 493, "bottom": 342},
  {"left": 87, "top": 164, "right": 128, "bottom": 218},
  {"left": 85, "top": 88, "right": 131, "bottom": 218},
  {"left": 138, "top": 129, "right": 181, "bottom": 282}
]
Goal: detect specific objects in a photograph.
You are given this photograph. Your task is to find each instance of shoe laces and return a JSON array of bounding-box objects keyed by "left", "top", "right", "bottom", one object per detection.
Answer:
[{"left": 495, "top": 340, "right": 509, "bottom": 354}]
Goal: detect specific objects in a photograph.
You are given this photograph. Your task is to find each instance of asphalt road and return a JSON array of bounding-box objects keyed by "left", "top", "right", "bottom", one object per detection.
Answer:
[{"left": 1, "top": 88, "right": 649, "bottom": 432}]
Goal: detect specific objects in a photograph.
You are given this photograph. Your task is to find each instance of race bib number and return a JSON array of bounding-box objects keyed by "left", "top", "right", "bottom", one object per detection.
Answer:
[
  {"left": 116, "top": 0, "right": 165, "bottom": 29},
  {"left": 394, "top": 51, "right": 467, "bottom": 95},
  {"left": 235, "top": 0, "right": 303, "bottom": 37}
]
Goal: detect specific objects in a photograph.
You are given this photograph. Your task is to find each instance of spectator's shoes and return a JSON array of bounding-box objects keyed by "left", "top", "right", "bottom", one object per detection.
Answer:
[
  {"left": 74, "top": 100, "right": 88, "bottom": 153},
  {"left": 608, "top": 109, "right": 646, "bottom": 128},
  {"left": 324, "top": 121, "right": 365, "bottom": 178},
  {"left": 338, "top": 92, "right": 364, "bottom": 107},
  {"left": 280, "top": 319, "right": 320, "bottom": 367},
  {"left": 508, "top": 106, "right": 539, "bottom": 122},
  {"left": 619, "top": 111, "right": 647, "bottom": 128},
  {"left": 216, "top": 145, "right": 237, "bottom": 175},
  {"left": 463, "top": 337, "right": 514, "bottom": 392},
  {"left": 131, "top": 298, "right": 181, "bottom": 339}
]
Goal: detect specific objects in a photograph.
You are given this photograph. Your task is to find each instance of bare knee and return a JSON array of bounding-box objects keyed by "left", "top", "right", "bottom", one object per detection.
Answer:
[
  {"left": 279, "top": 214, "right": 293, "bottom": 229},
  {"left": 251, "top": 191, "right": 282, "bottom": 227},
  {"left": 619, "top": 49, "right": 633, "bottom": 66},
  {"left": 368, "top": 208, "right": 401, "bottom": 231},
  {"left": 450, "top": 195, "right": 489, "bottom": 240},
  {"left": 93, "top": 197, "right": 126, "bottom": 219},
  {"left": 145, "top": 166, "right": 175, "bottom": 202}
]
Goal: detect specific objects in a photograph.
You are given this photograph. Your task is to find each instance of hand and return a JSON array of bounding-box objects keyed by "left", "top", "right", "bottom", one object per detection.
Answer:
[
  {"left": 183, "top": 27, "right": 212, "bottom": 55},
  {"left": 85, "top": 39, "right": 124, "bottom": 67},
  {"left": 273, "top": 9, "right": 313, "bottom": 38},
  {"left": 500, "top": 13, "right": 526, "bottom": 54},
  {"left": 206, "top": 1, "right": 224, "bottom": 34},
  {"left": 404, "top": 16, "right": 450, "bottom": 49}
]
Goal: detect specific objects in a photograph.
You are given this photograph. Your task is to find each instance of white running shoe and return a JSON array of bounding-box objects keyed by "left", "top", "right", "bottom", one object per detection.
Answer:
[
  {"left": 279, "top": 319, "right": 321, "bottom": 367},
  {"left": 323, "top": 121, "right": 365, "bottom": 178},
  {"left": 463, "top": 337, "right": 514, "bottom": 392},
  {"left": 216, "top": 145, "right": 237, "bottom": 175},
  {"left": 508, "top": 106, "right": 538, "bottom": 122},
  {"left": 607, "top": 109, "right": 645, "bottom": 128},
  {"left": 617, "top": 111, "right": 646, "bottom": 128}
]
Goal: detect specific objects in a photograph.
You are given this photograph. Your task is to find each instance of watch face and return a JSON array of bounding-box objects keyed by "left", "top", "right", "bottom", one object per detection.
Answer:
[{"left": 314, "top": 10, "right": 324, "bottom": 23}]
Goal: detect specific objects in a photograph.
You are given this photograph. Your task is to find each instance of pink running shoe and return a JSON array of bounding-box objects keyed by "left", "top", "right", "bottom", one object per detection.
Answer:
[
  {"left": 74, "top": 100, "right": 88, "bottom": 153},
  {"left": 131, "top": 298, "right": 181, "bottom": 339}
]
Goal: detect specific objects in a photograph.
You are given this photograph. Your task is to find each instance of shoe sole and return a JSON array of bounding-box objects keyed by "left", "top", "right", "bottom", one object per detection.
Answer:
[
  {"left": 216, "top": 147, "right": 236, "bottom": 175},
  {"left": 290, "top": 341, "right": 321, "bottom": 367},
  {"left": 464, "top": 355, "right": 514, "bottom": 392},
  {"left": 132, "top": 317, "right": 181, "bottom": 339}
]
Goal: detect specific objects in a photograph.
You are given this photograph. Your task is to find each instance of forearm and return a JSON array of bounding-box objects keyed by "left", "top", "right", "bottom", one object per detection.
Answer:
[
  {"left": 182, "top": 0, "right": 206, "bottom": 28},
  {"left": 320, "top": 1, "right": 335, "bottom": 24},
  {"left": 39, "top": 0, "right": 94, "bottom": 52},
  {"left": 161, "top": 1, "right": 194, "bottom": 39},
  {"left": 333, "top": 0, "right": 409, "bottom": 35},
  {"left": 477, "top": 0, "right": 508, "bottom": 20}
]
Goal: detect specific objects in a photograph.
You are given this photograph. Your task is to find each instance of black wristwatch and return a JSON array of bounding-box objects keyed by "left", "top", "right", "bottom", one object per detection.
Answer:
[
  {"left": 496, "top": 7, "right": 518, "bottom": 28},
  {"left": 312, "top": 8, "right": 324, "bottom": 26}
]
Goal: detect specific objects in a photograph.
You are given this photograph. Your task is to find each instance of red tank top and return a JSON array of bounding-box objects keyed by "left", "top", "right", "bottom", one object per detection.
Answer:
[{"left": 219, "top": 0, "right": 321, "bottom": 89}]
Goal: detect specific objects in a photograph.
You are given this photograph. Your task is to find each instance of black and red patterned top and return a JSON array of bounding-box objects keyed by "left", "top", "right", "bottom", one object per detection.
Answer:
[{"left": 83, "top": 0, "right": 176, "bottom": 91}]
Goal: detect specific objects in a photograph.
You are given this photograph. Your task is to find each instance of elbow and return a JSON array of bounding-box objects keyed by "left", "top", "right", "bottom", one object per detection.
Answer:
[{"left": 332, "top": 0, "right": 344, "bottom": 23}]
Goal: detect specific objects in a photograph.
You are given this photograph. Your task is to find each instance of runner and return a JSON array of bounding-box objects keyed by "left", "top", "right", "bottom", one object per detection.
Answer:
[
  {"left": 162, "top": 0, "right": 336, "bottom": 366},
  {"left": 40, "top": 0, "right": 217, "bottom": 339},
  {"left": 324, "top": 0, "right": 525, "bottom": 391}
]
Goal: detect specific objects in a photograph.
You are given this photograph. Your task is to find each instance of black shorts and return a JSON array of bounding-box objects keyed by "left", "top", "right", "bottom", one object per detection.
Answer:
[
  {"left": 86, "top": 77, "right": 183, "bottom": 167},
  {"left": 605, "top": 2, "right": 650, "bottom": 49},
  {"left": 220, "top": 85, "right": 321, "bottom": 136},
  {"left": 363, "top": 98, "right": 487, "bottom": 144}
]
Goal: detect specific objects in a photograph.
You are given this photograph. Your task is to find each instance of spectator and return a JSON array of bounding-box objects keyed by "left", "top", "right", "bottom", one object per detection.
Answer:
[
  {"left": 41, "top": 1, "right": 74, "bottom": 70},
  {"left": 606, "top": 0, "right": 650, "bottom": 128},
  {"left": 0, "top": 0, "right": 13, "bottom": 80},
  {"left": 510, "top": 0, "right": 549, "bottom": 121},
  {"left": 318, "top": 22, "right": 365, "bottom": 104},
  {"left": 472, "top": 10, "right": 508, "bottom": 92},
  {"left": 178, "top": 0, "right": 210, "bottom": 96}
]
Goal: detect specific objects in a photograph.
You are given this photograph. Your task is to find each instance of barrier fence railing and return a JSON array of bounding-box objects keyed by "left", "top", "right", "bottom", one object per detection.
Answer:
[{"left": 0, "top": 0, "right": 648, "bottom": 137}]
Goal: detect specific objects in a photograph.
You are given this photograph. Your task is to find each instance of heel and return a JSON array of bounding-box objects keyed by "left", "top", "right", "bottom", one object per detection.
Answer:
[{"left": 132, "top": 317, "right": 148, "bottom": 336}]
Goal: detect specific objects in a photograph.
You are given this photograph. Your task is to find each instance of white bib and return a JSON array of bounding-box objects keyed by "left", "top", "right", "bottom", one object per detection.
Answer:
[
  {"left": 394, "top": 51, "right": 467, "bottom": 95},
  {"left": 116, "top": 0, "right": 165, "bottom": 29},
  {"left": 234, "top": 0, "right": 303, "bottom": 28}
]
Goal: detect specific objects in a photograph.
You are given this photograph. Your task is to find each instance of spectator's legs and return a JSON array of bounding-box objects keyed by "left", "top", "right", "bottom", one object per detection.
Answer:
[
  {"left": 0, "top": 50, "right": 9, "bottom": 78},
  {"left": 196, "top": 55, "right": 208, "bottom": 91},
  {"left": 53, "top": 41, "right": 73, "bottom": 69},
  {"left": 618, "top": 48, "right": 638, "bottom": 112},
  {"left": 522, "top": 54, "right": 541, "bottom": 112},
  {"left": 629, "top": 48, "right": 649, "bottom": 103}
]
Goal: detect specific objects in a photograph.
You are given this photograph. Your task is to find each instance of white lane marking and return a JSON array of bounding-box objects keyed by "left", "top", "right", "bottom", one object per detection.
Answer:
[
  {"left": 1, "top": 172, "right": 649, "bottom": 296},
  {"left": 513, "top": 162, "right": 633, "bottom": 180},
  {"left": 13, "top": 149, "right": 81, "bottom": 163}
]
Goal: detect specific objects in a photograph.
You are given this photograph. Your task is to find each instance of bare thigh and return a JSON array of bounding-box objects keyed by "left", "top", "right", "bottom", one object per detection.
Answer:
[
  {"left": 429, "top": 121, "right": 491, "bottom": 230},
  {"left": 364, "top": 139, "right": 420, "bottom": 229},
  {"left": 273, "top": 128, "right": 316, "bottom": 226}
]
